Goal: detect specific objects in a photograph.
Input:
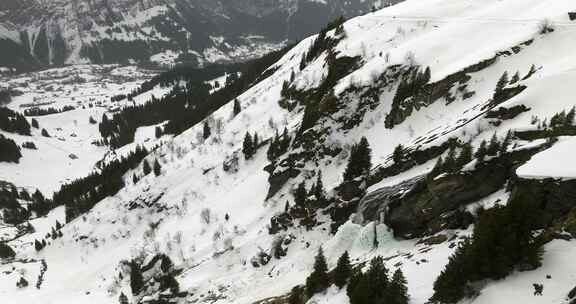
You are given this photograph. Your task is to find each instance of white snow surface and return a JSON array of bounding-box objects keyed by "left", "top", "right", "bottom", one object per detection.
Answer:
[{"left": 2, "top": 0, "right": 576, "bottom": 303}]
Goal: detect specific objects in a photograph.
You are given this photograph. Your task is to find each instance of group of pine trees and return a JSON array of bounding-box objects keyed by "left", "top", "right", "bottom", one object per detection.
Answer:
[
  {"left": 299, "top": 16, "right": 346, "bottom": 71},
  {"left": 267, "top": 128, "right": 291, "bottom": 161},
  {"left": 302, "top": 249, "right": 408, "bottom": 304},
  {"left": 431, "top": 200, "right": 544, "bottom": 303},
  {"left": 0, "top": 134, "right": 22, "bottom": 163},
  {"left": 293, "top": 171, "right": 327, "bottom": 210},
  {"left": 347, "top": 256, "right": 409, "bottom": 304},
  {"left": 242, "top": 132, "right": 260, "bottom": 160},
  {"left": 0, "top": 107, "right": 31, "bottom": 135},
  {"left": 139, "top": 158, "right": 162, "bottom": 180},
  {"left": 343, "top": 137, "right": 372, "bottom": 182},
  {"left": 431, "top": 132, "right": 513, "bottom": 176},
  {"left": 23, "top": 105, "right": 75, "bottom": 117},
  {"left": 61, "top": 145, "right": 149, "bottom": 222},
  {"left": 34, "top": 221, "right": 63, "bottom": 251},
  {"left": 535, "top": 107, "right": 576, "bottom": 131},
  {"left": 385, "top": 67, "right": 431, "bottom": 129},
  {"left": 492, "top": 67, "right": 534, "bottom": 105}
]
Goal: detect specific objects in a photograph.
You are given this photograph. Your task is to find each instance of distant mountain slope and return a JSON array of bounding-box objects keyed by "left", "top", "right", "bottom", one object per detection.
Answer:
[{"left": 0, "top": 0, "right": 401, "bottom": 71}]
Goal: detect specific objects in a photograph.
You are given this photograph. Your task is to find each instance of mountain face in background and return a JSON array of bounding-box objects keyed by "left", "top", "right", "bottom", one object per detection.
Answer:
[{"left": 0, "top": 0, "right": 399, "bottom": 71}]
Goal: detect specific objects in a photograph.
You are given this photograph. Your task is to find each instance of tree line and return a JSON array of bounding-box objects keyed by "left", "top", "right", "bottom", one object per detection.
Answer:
[{"left": 59, "top": 145, "right": 149, "bottom": 222}]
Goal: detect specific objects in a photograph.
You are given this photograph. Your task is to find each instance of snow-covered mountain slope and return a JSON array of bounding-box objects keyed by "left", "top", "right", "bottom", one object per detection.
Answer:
[
  {"left": 0, "top": 0, "right": 391, "bottom": 71},
  {"left": 3, "top": 0, "right": 576, "bottom": 304}
]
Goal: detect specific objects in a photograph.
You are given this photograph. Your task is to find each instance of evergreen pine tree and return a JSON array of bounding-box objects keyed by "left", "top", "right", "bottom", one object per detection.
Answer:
[
  {"left": 495, "top": 71, "right": 509, "bottom": 92},
  {"left": 333, "top": 251, "right": 352, "bottom": 288},
  {"left": 34, "top": 239, "right": 43, "bottom": 251},
  {"left": 155, "top": 126, "right": 162, "bottom": 139},
  {"left": 41, "top": 128, "right": 50, "bottom": 137},
  {"left": 242, "top": 132, "right": 254, "bottom": 160},
  {"left": 487, "top": 133, "right": 500, "bottom": 156},
  {"left": 500, "top": 130, "right": 513, "bottom": 154},
  {"left": 313, "top": 171, "right": 326, "bottom": 206},
  {"left": 456, "top": 142, "right": 473, "bottom": 168},
  {"left": 233, "top": 99, "right": 242, "bottom": 116},
  {"left": 510, "top": 71, "right": 520, "bottom": 84},
  {"left": 343, "top": 137, "right": 372, "bottom": 182},
  {"left": 299, "top": 53, "right": 307, "bottom": 71},
  {"left": 267, "top": 132, "right": 279, "bottom": 161},
  {"left": 306, "top": 247, "right": 330, "bottom": 297},
  {"left": 203, "top": 121, "right": 211, "bottom": 139},
  {"left": 132, "top": 173, "right": 138, "bottom": 184},
  {"left": 294, "top": 181, "right": 308, "bottom": 207},
  {"left": 392, "top": 144, "right": 405, "bottom": 164},
  {"left": 31, "top": 118, "right": 39, "bottom": 129},
  {"left": 143, "top": 159, "right": 151, "bottom": 175},
  {"left": 153, "top": 159, "right": 162, "bottom": 176},
  {"left": 475, "top": 140, "right": 488, "bottom": 161},
  {"left": 253, "top": 132, "right": 259, "bottom": 148},
  {"left": 388, "top": 269, "right": 409, "bottom": 304},
  {"left": 129, "top": 261, "right": 143, "bottom": 295}
]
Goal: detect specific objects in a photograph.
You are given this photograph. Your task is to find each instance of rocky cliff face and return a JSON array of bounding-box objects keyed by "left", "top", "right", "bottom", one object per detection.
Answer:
[{"left": 0, "top": 0, "right": 395, "bottom": 70}]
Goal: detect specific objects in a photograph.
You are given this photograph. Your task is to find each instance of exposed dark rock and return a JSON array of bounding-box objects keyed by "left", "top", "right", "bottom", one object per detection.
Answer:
[
  {"left": 508, "top": 178, "right": 576, "bottom": 229},
  {"left": 486, "top": 104, "right": 530, "bottom": 120},
  {"left": 365, "top": 146, "right": 543, "bottom": 238},
  {"left": 265, "top": 166, "right": 301, "bottom": 200}
]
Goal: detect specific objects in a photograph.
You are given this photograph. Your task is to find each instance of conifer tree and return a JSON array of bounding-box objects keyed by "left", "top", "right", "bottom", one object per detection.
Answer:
[
  {"left": 510, "top": 71, "right": 520, "bottom": 84},
  {"left": 333, "top": 251, "right": 352, "bottom": 288},
  {"left": 495, "top": 71, "right": 509, "bottom": 92},
  {"left": 299, "top": 53, "right": 307, "bottom": 71},
  {"left": 129, "top": 261, "right": 143, "bottom": 295},
  {"left": 500, "top": 130, "right": 513, "bottom": 153},
  {"left": 388, "top": 269, "right": 409, "bottom": 304},
  {"left": 155, "top": 126, "right": 162, "bottom": 139},
  {"left": 233, "top": 99, "right": 242, "bottom": 116},
  {"left": 203, "top": 121, "right": 211, "bottom": 139},
  {"left": 34, "top": 239, "right": 43, "bottom": 251},
  {"left": 253, "top": 132, "right": 259, "bottom": 148},
  {"left": 143, "top": 159, "right": 151, "bottom": 175},
  {"left": 31, "top": 118, "right": 39, "bottom": 129},
  {"left": 313, "top": 171, "right": 326, "bottom": 206},
  {"left": 153, "top": 159, "right": 162, "bottom": 176},
  {"left": 132, "top": 173, "right": 138, "bottom": 184},
  {"left": 242, "top": 132, "right": 254, "bottom": 160},
  {"left": 475, "top": 140, "right": 488, "bottom": 161},
  {"left": 487, "top": 133, "right": 500, "bottom": 156},
  {"left": 41, "top": 128, "right": 50, "bottom": 137},
  {"left": 294, "top": 181, "right": 308, "bottom": 207},
  {"left": 456, "top": 142, "right": 473, "bottom": 168},
  {"left": 343, "top": 137, "right": 372, "bottom": 182},
  {"left": 267, "top": 132, "right": 279, "bottom": 161},
  {"left": 306, "top": 247, "right": 330, "bottom": 297},
  {"left": 392, "top": 144, "right": 405, "bottom": 164}
]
